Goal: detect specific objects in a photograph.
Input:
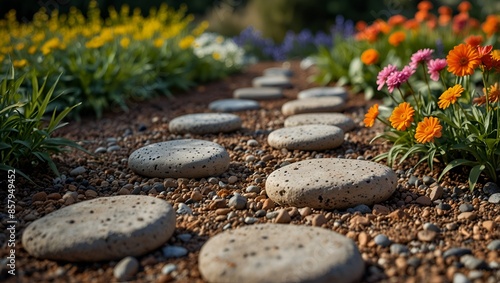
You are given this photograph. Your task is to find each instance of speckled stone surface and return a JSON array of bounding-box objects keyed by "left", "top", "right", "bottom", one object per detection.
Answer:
[
  {"left": 267, "top": 125, "right": 344, "bottom": 151},
  {"left": 252, "top": 76, "right": 292, "bottom": 88},
  {"left": 298, "top": 87, "right": 348, "bottom": 100},
  {"left": 281, "top": 97, "right": 346, "bottom": 116},
  {"left": 266, "top": 158, "right": 398, "bottom": 209},
  {"left": 233, "top": 87, "right": 284, "bottom": 100},
  {"left": 169, "top": 113, "right": 242, "bottom": 134},
  {"left": 199, "top": 223, "right": 364, "bottom": 283},
  {"left": 128, "top": 139, "right": 230, "bottom": 178},
  {"left": 22, "top": 196, "right": 176, "bottom": 262},
  {"left": 284, "top": 113, "right": 356, "bottom": 132},
  {"left": 208, "top": 99, "right": 260, "bottom": 112}
]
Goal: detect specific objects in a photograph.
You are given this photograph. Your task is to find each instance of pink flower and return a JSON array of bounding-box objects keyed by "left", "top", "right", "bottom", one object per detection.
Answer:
[
  {"left": 377, "top": 64, "right": 398, "bottom": 91},
  {"left": 410, "top": 48, "right": 434, "bottom": 69},
  {"left": 386, "top": 65, "right": 415, "bottom": 93},
  {"left": 427, "top": 58, "right": 447, "bottom": 81}
]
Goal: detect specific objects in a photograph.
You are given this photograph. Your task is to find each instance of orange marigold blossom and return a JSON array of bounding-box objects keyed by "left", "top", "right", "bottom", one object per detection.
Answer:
[
  {"left": 418, "top": 1, "right": 433, "bottom": 11},
  {"left": 482, "top": 15, "right": 499, "bottom": 37},
  {"left": 464, "top": 35, "right": 483, "bottom": 46},
  {"left": 415, "top": 10, "right": 429, "bottom": 22},
  {"left": 477, "top": 83, "right": 500, "bottom": 105},
  {"left": 446, "top": 43, "right": 481, "bottom": 76},
  {"left": 364, "top": 104, "right": 379, "bottom": 127},
  {"left": 438, "top": 84, "right": 464, "bottom": 109},
  {"left": 438, "top": 6, "right": 452, "bottom": 15},
  {"left": 388, "top": 31, "right": 406, "bottom": 47},
  {"left": 389, "top": 102, "right": 415, "bottom": 131},
  {"left": 415, "top": 117, "right": 442, "bottom": 144},
  {"left": 361, "top": 49, "right": 379, "bottom": 65},
  {"left": 388, "top": 15, "right": 406, "bottom": 26},
  {"left": 458, "top": 1, "right": 471, "bottom": 13}
]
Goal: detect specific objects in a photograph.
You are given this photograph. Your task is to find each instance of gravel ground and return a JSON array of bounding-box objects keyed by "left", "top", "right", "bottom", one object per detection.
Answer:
[{"left": 0, "top": 61, "right": 499, "bottom": 283}]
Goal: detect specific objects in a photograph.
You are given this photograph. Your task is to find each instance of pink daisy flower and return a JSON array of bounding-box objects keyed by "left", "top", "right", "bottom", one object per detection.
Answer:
[
  {"left": 427, "top": 59, "right": 447, "bottom": 81},
  {"left": 377, "top": 64, "right": 398, "bottom": 91},
  {"left": 410, "top": 48, "right": 434, "bottom": 69},
  {"left": 386, "top": 65, "right": 415, "bottom": 93}
]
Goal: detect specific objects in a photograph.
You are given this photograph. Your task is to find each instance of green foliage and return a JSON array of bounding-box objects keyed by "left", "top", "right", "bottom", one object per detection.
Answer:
[{"left": 0, "top": 66, "right": 86, "bottom": 181}]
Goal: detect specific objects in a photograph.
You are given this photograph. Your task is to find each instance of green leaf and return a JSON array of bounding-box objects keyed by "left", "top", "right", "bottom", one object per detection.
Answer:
[
  {"left": 468, "top": 164, "right": 485, "bottom": 191},
  {"left": 438, "top": 159, "right": 476, "bottom": 181}
]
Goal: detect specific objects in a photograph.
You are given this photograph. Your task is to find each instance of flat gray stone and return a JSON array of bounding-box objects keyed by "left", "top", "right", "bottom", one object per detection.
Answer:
[
  {"left": 266, "top": 158, "right": 398, "bottom": 209},
  {"left": 263, "top": 67, "right": 293, "bottom": 77},
  {"left": 233, "top": 87, "right": 284, "bottom": 100},
  {"left": 22, "top": 196, "right": 176, "bottom": 261},
  {"left": 252, "top": 76, "right": 292, "bottom": 88},
  {"left": 284, "top": 113, "right": 356, "bottom": 132},
  {"left": 298, "top": 87, "right": 348, "bottom": 100},
  {"left": 209, "top": 99, "right": 260, "bottom": 112},
  {"left": 169, "top": 113, "right": 241, "bottom": 135},
  {"left": 268, "top": 125, "right": 344, "bottom": 151},
  {"left": 281, "top": 97, "right": 346, "bottom": 116},
  {"left": 128, "top": 139, "right": 230, "bottom": 178},
  {"left": 199, "top": 223, "right": 364, "bottom": 283}
]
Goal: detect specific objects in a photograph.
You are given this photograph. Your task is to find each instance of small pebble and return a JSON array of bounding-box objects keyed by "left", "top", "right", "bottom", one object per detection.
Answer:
[
  {"left": 459, "top": 203, "right": 474, "bottom": 212},
  {"left": 408, "top": 175, "right": 419, "bottom": 186},
  {"left": 176, "top": 203, "right": 193, "bottom": 215},
  {"left": 228, "top": 176, "right": 238, "bottom": 184},
  {"left": 162, "top": 246, "right": 188, "bottom": 258},
  {"left": 487, "top": 239, "right": 500, "bottom": 251},
  {"left": 416, "top": 195, "right": 432, "bottom": 206},
  {"left": 483, "top": 182, "right": 500, "bottom": 195},
  {"left": 228, "top": 194, "right": 247, "bottom": 210},
  {"left": 453, "top": 273, "right": 471, "bottom": 283},
  {"left": 437, "top": 202, "right": 452, "bottom": 210},
  {"left": 347, "top": 204, "right": 371, "bottom": 214},
  {"left": 107, "top": 145, "right": 121, "bottom": 152},
  {"left": 70, "top": 166, "right": 86, "bottom": 176},
  {"left": 177, "top": 233, "right": 192, "bottom": 243},
  {"left": 32, "top": 192, "right": 48, "bottom": 202},
  {"left": 443, "top": 247, "right": 472, "bottom": 259},
  {"left": 247, "top": 139, "right": 259, "bottom": 147},
  {"left": 274, "top": 209, "right": 291, "bottom": 223},
  {"left": 266, "top": 211, "right": 279, "bottom": 219},
  {"left": 423, "top": 222, "right": 440, "bottom": 233},
  {"left": 161, "top": 263, "right": 177, "bottom": 275},
  {"left": 417, "top": 230, "right": 437, "bottom": 242},
  {"left": 246, "top": 185, "right": 261, "bottom": 193},
  {"left": 390, "top": 244, "right": 409, "bottom": 255},
  {"left": 113, "top": 256, "right": 139, "bottom": 282},
  {"left": 488, "top": 193, "right": 500, "bottom": 204},
  {"left": 244, "top": 217, "right": 258, "bottom": 224},
  {"left": 460, "top": 255, "right": 488, "bottom": 270},
  {"left": 94, "top": 147, "right": 107, "bottom": 154},
  {"left": 422, "top": 176, "right": 435, "bottom": 185},
  {"left": 254, "top": 210, "right": 266, "bottom": 218},
  {"left": 374, "top": 234, "right": 391, "bottom": 247}
]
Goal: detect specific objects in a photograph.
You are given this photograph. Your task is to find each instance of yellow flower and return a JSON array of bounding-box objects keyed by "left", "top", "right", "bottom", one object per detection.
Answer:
[
  {"left": 179, "top": 35, "right": 195, "bottom": 49},
  {"left": 491, "top": 49, "right": 500, "bottom": 61},
  {"left": 28, "top": 46, "right": 37, "bottom": 54},
  {"left": 415, "top": 117, "right": 442, "bottom": 143},
  {"left": 41, "top": 37, "right": 64, "bottom": 55},
  {"left": 120, "top": 37, "right": 130, "bottom": 49},
  {"left": 212, "top": 52, "right": 221, "bottom": 61},
  {"left": 389, "top": 102, "right": 415, "bottom": 131},
  {"left": 438, "top": 84, "right": 464, "bottom": 109},
  {"left": 85, "top": 36, "right": 105, "bottom": 49},
  {"left": 15, "top": 43, "right": 25, "bottom": 50},
  {"left": 13, "top": 59, "right": 28, "bottom": 68},
  {"left": 154, "top": 38, "right": 164, "bottom": 48},
  {"left": 192, "top": 20, "right": 209, "bottom": 36},
  {"left": 363, "top": 104, "right": 379, "bottom": 127}
]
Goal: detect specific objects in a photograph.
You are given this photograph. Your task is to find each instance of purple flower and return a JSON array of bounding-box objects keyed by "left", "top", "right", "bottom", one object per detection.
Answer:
[
  {"left": 410, "top": 48, "right": 434, "bottom": 69},
  {"left": 386, "top": 65, "right": 415, "bottom": 93},
  {"left": 377, "top": 64, "right": 398, "bottom": 91},
  {"left": 427, "top": 58, "right": 447, "bottom": 81}
]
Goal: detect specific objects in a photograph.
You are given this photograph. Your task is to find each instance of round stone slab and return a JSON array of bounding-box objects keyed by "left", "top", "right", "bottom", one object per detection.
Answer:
[
  {"left": 268, "top": 125, "right": 344, "bottom": 151},
  {"left": 22, "top": 196, "right": 175, "bottom": 262},
  {"left": 252, "top": 76, "right": 292, "bottom": 88},
  {"left": 208, "top": 99, "right": 260, "bottom": 112},
  {"left": 169, "top": 113, "right": 242, "bottom": 135},
  {"left": 233, "top": 87, "right": 284, "bottom": 100},
  {"left": 263, "top": 67, "right": 293, "bottom": 77},
  {"left": 298, "top": 86, "right": 348, "bottom": 100},
  {"left": 199, "top": 223, "right": 364, "bottom": 283},
  {"left": 284, "top": 113, "right": 356, "bottom": 132},
  {"left": 266, "top": 158, "right": 398, "bottom": 209},
  {"left": 128, "top": 139, "right": 230, "bottom": 178},
  {"left": 281, "top": 97, "right": 346, "bottom": 116}
]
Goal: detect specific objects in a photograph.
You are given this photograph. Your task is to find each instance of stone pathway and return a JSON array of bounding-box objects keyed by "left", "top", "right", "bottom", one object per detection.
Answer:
[{"left": 21, "top": 66, "right": 421, "bottom": 282}]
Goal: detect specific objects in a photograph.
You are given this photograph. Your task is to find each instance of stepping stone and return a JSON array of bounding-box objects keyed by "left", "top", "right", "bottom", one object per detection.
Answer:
[
  {"left": 252, "top": 76, "right": 292, "bottom": 88},
  {"left": 169, "top": 113, "right": 241, "bottom": 135},
  {"left": 284, "top": 113, "right": 356, "bottom": 132},
  {"left": 281, "top": 97, "right": 346, "bottom": 116},
  {"left": 128, "top": 139, "right": 230, "bottom": 178},
  {"left": 298, "top": 86, "right": 348, "bottom": 100},
  {"left": 268, "top": 125, "right": 344, "bottom": 151},
  {"left": 209, "top": 99, "right": 260, "bottom": 112},
  {"left": 266, "top": 158, "right": 397, "bottom": 209},
  {"left": 22, "top": 195, "right": 176, "bottom": 262},
  {"left": 233, "top": 87, "right": 284, "bottom": 100},
  {"left": 199, "top": 223, "right": 364, "bottom": 283},
  {"left": 263, "top": 67, "right": 293, "bottom": 77}
]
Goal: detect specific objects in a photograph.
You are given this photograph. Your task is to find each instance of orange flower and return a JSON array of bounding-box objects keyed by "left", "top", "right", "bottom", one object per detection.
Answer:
[
  {"left": 439, "top": 14, "right": 452, "bottom": 26},
  {"left": 361, "top": 49, "right": 379, "bottom": 65},
  {"left": 418, "top": 1, "right": 433, "bottom": 11},
  {"left": 364, "top": 104, "right": 379, "bottom": 127},
  {"left": 356, "top": 21, "right": 367, "bottom": 31},
  {"left": 438, "top": 6, "right": 452, "bottom": 15},
  {"left": 446, "top": 43, "right": 481, "bottom": 76},
  {"left": 464, "top": 35, "right": 483, "bottom": 46},
  {"left": 375, "top": 20, "right": 391, "bottom": 34},
  {"left": 452, "top": 13, "right": 469, "bottom": 34},
  {"left": 438, "top": 84, "right": 464, "bottom": 109},
  {"left": 388, "top": 31, "right": 406, "bottom": 47},
  {"left": 389, "top": 102, "right": 415, "bottom": 131},
  {"left": 388, "top": 15, "right": 406, "bottom": 26},
  {"left": 415, "top": 10, "right": 429, "bottom": 22},
  {"left": 482, "top": 15, "right": 499, "bottom": 37},
  {"left": 404, "top": 19, "right": 420, "bottom": 30},
  {"left": 458, "top": 1, "right": 471, "bottom": 13},
  {"left": 415, "top": 117, "right": 442, "bottom": 143},
  {"left": 477, "top": 83, "right": 500, "bottom": 105}
]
